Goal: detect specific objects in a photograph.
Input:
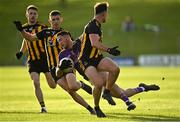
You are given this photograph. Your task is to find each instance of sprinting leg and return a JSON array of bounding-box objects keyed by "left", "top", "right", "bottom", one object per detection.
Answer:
[
  {"left": 30, "top": 72, "right": 47, "bottom": 113},
  {"left": 85, "top": 66, "right": 106, "bottom": 117},
  {"left": 56, "top": 67, "right": 92, "bottom": 95},
  {"left": 66, "top": 73, "right": 81, "bottom": 91},
  {"left": 97, "top": 57, "right": 119, "bottom": 105},
  {"left": 57, "top": 77, "right": 95, "bottom": 115},
  {"left": 98, "top": 57, "right": 120, "bottom": 90},
  {"left": 44, "top": 72, "right": 57, "bottom": 89},
  {"left": 99, "top": 72, "right": 136, "bottom": 111}
]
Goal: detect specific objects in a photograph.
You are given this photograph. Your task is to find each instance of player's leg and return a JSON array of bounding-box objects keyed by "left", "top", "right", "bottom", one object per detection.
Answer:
[
  {"left": 57, "top": 77, "right": 95, "bottom": 115},
  {"left": 97, "top": 57, "right": 119, "bottom": 105},
  {"left": 74, "top": 62, "right": 92, "bottom": 94},
  {"left": 56, "top": 66, "right": 92, "bottom": 94},
  {"left": 98, "top": 57, "right": 119, "bottom": 90},
  {"left": 65, "top": 73, "right": 81, "bottom": 91},
  {"left": 30, "top": 72, "right": 46, "bottom": 113},
  {"left": 99, "top": 72, "right": 136, "bottom": 111},
  {"left": 44, "top": 72, "right": 57, "bottom": 89},
  {"left": 40, "top": 57, "right": 57, "bottom": 89},
  {"left": 65, "top": 73, "right": 92, "bottom": 94},
  {"left": 85, "top": 66, "right": 106, "bottom": 117},
  {"left": 99, "top": 72, "right": 160, "bottom": 97}
]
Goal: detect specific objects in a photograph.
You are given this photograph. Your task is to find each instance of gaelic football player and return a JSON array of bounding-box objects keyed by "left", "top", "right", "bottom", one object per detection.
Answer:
[
  {"left": 15, "top": 5, "right": 56, "bottom": 113},
  {"left": 14, "top": 10, "right": 95, "bottom": 115}
]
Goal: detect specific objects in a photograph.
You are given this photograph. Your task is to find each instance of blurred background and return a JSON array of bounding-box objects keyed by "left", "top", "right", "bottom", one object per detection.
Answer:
[{"left": 0, "top": 0, "right": 180, "bottom": 66}]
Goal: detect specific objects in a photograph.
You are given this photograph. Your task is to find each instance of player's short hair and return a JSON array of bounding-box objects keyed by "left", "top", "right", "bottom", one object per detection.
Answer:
[
  {"left": 49, "top": 10, "right": 61, "bottom": 18},
  {"left": 94, "top": 2, "right": 109, "bottom": 15},
  {"left": 57, "top": 30, "right": 73, "bottom": 42},
  {"left": 57, "top": 30, "right": 70, "bottom": 37},
  {"left": 26, "top": 5, "right": 38, "bottom": 12}
]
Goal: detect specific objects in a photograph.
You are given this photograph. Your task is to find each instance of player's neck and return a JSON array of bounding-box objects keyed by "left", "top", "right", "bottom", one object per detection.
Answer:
[
  {"left": 28, "top": 21, "right": 37, "bottom": 25},
  {"left": 94, "top": 16, "right": 102, "bottom": 24},
  {"left": 52, "top": 26, "right": 60, "bottom": 30},
  {"left": 67, "top": 44, "right": 73, "bottom": 49}
]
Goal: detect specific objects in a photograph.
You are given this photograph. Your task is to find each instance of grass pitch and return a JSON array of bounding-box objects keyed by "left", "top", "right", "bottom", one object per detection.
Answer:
[{"left": 0, "top": 66, "right": 180, "bottom": 121}]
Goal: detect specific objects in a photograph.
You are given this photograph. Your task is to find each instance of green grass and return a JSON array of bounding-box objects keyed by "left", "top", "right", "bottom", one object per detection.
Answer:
[
  {"left": 0, "top": 66, "right": 180, "bottom": 121},
  {"left": 0, "top": 0, "right": 180, "bottom": 65}
]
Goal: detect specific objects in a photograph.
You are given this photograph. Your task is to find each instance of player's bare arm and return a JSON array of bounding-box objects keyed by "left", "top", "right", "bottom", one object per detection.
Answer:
[
  {"left": 13, "top": 21, "right": 37, "bottom": 41},
  {"left": 89, "top": 34, "right": 121, "bottom": 56},
  {"left": 16, "top": 39, "right": 27, "bottom": 60},
  {"left": 20, "top": 39, "right": 27, "bottom": 53},
  {"left": 89, "top": 34, "right": 108, "bottom": 51},
  {"left": 21, "top": 30, "right": 37, "bottom": 41}
]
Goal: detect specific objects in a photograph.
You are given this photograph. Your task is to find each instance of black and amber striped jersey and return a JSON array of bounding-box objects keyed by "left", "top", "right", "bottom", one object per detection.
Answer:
[
  {"left": 36, "top": 28, "right": 63, "bottom": 69},
  {"left": 79, "top": 19, "right": 103, "bottom": 60},
  {"left": 22, "top": 22, "right": 47, "bottom": 62}
]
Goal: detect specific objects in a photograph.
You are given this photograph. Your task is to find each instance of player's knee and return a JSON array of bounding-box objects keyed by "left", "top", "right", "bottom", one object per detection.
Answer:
[
  {"left": 94, "top": 80, "right": 104, "bottom": 88},
  {"left": 69, "top": 85, "right": 79, "bottom": 91},
  {"left": 111, "top": 66, "right": 120, "bottom": 74}
]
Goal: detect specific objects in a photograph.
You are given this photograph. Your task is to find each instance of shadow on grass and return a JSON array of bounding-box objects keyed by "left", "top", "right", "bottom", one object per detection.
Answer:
[
  {"left": 0, "top": 111, "right": 63, "bottom": 115},
  {"left": 1, "top": 111, "right": 180, "bottom": 121},
  {"left": 107, "top": 112, "right": 180, "bottom": 121}
]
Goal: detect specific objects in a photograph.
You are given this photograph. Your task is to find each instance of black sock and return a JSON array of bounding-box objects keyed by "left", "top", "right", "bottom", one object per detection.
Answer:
[
  {"left": 40, "top": 101, "right": 45, "bottom": 107},
  {"left": 81, "top": 82, "right": 84, "bottom": 88},
  {"left": 104, "top": 89, "right": 110, "bottom": 94},
  {"left": 87, "top": 105, "right": 93, "bottom": 111},
  {"left": 94, "top": 106, "right": 100, "bottom": 110}
]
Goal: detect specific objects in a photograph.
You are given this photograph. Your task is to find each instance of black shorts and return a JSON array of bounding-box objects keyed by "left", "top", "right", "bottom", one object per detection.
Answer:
[
  {"left": 28, "top": 58, "right": 49, "bottom": 74},
  {"left": 74, "top": 62, "right": 89, "bottom": 81},
  {"left": 50, "top": 67, "right": 76, "bottom": 82},
  {"left": 79, "top": 55, "right": 104, "bottom": 71},
  {"left": 50, "top": 67, "right": 60, "bottom": 82}
]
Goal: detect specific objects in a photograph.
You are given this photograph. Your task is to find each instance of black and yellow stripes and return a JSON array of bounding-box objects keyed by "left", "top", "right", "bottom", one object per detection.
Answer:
[
  {"left": 37, "top": 26, "right": 45, "bottom": 52},
  {"left": 90, "top": 47, "right": 96, "bottom": 58},
  {"left": 23, "top": 23, "right": 47, "bottom": 62},
  {"left": 45, "top": 32, "right": 62, "bottom": 69},
  {"left": 79, "top": 33, "right": 87, "bottom": 59},
  {"left": 79, "top": 32, "right": 101, "bottom": 60}
]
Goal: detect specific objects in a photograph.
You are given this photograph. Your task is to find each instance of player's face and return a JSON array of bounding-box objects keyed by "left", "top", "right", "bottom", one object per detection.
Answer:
[
  {"left": 26, "top": 9, "right": 38, "bottom": 24},
  {"left": 49, "top": 15, "right": 62, "bottom": 29},
  {"left": 102, "top": 11, "right": 108, "bottom": 23},
  {"left": 58, "top": 34, "right": 72, "bottom": 49}
]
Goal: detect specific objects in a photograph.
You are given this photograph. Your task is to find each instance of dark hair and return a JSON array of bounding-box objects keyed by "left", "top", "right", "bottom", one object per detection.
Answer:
[
  {"left": 49, "top": 10, "right": 61, "bottom": 18},
  {"left": 57, "top": 30, "right": 74, "bottom": 42},
  {"left": 94, "top": 2, "right": 109, "bottom": 15},
  {"left": 57, "top": 30, "right": 70, "bottom": 37},
  {"left": 26, "top": 5, "right": 38, "bottom": 12}
]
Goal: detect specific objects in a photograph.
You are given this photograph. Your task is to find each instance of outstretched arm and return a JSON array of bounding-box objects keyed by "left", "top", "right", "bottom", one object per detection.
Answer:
[
  {"left": 20, "top": 31, "right": 37, "bottom": 41},
  {"left": 89, "top": 34, "right": 121, "bottom": 56},
  {"left": 13, "top": 21, "right": 37, "bottom": 41}
]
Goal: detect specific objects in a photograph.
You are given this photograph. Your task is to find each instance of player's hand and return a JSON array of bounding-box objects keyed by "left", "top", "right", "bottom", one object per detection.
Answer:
[
  {"left": 59, "top": 60, "right": 73, "bottom": 70},
  {"left": 107, "top": 46, "right": 121, "bottom": 56},
  {"left": 16, "top": 52, "right": 23, "bottom": 60},
  {"left": 13, "top": 21, "right": 23, "bottom": 31}
]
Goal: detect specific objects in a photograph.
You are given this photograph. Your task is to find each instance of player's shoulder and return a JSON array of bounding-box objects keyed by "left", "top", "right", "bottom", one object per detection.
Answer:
[
  {"left": 40, "top": 27, "right": 52, "bottom": 34},
  {"left": 22, "top": 23, "right": 29, "bottom": 28},
  {"left": 88, "top": 19, "right": 101, "bottom": 28},
  {"left": 36, "top": 22, "right": 48, "bottom": 28},
  {"left": 60, "top": 27, "right": 64, "bottom": 31}
]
